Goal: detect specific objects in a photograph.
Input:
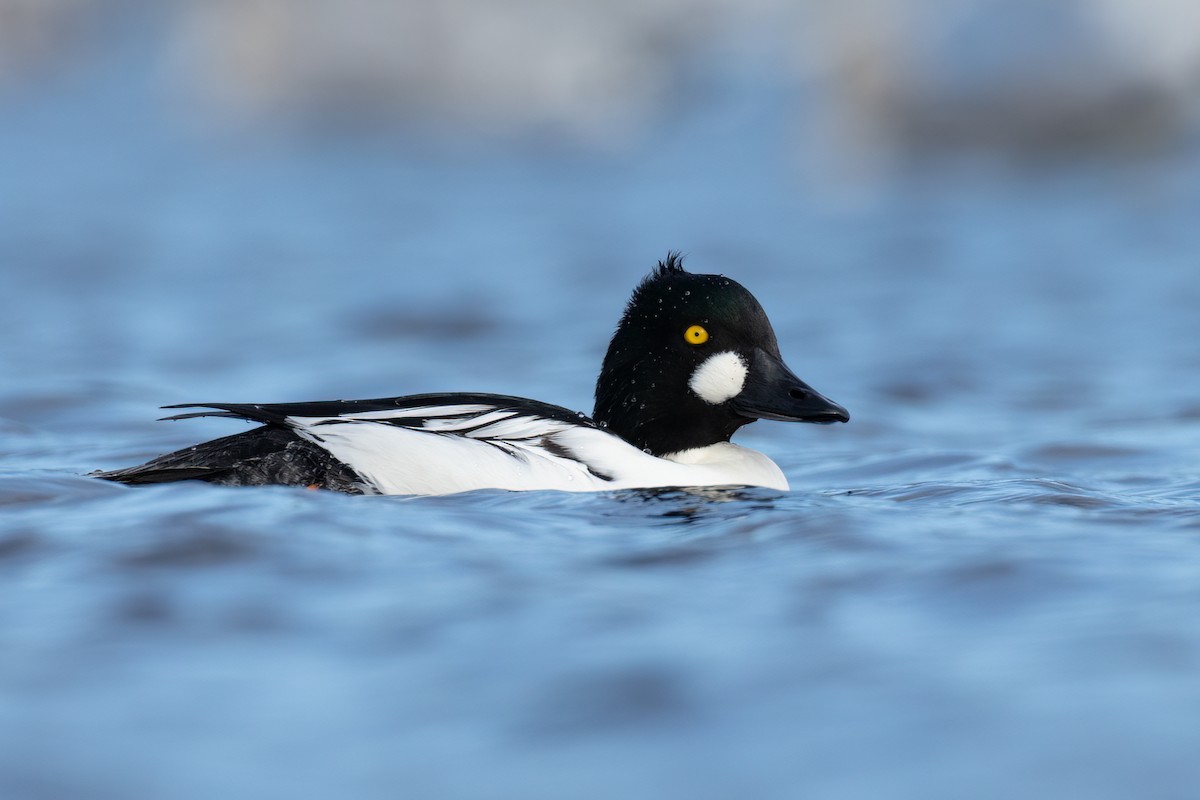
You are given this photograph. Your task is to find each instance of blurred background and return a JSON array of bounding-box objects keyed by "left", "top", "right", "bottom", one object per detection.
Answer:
[
  {"left": 2, "top": 0, "right": 1199, "bottom": 420},
  {"left": 3, "top": 0, "right": 1199, "bottom": 415},
  {"left": 2, "top": 1, "right": 1200, "bottom": 799}
]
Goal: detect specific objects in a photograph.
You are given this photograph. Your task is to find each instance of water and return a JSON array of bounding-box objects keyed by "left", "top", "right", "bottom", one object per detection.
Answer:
[{"left": 3, "top": 31, "right": 1200, "bottom": 800}]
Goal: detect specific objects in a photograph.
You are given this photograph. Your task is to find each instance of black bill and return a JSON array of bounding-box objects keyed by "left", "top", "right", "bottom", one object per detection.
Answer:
[{"left": 730, "top": 348, "right": 849, "bottom": 424}]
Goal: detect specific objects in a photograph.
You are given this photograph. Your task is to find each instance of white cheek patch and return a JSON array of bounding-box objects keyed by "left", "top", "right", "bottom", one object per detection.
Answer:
[{"left": 688, "top": 351, "right": 748, "bottom": 405}]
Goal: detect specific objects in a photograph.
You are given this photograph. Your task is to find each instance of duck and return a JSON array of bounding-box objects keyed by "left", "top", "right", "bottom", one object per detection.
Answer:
[{"left": 95, "top": 253, "right": 848, "bottom": 495}]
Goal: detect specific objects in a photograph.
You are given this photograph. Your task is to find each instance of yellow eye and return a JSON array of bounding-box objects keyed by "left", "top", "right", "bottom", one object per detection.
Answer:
[{"left": 684, "top": 324, "right": 709, "bottom": 345}]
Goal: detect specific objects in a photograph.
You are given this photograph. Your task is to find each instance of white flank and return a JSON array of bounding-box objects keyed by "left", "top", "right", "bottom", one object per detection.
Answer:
[
  {"left": 688, "top": 351, "right": 748, "bottom": 405},
  {"left": 273, "top": 399, "right": 788, "bottom": 495}
]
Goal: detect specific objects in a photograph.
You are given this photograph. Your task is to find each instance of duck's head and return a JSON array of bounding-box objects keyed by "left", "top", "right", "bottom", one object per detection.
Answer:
[{"left": 593, "top": 253, "right": 848, "bottom": 456}]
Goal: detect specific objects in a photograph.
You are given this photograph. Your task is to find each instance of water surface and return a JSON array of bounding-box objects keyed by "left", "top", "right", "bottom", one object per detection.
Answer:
[{"left": 2, "top": 29, "right": 1200, "bottom": 800}]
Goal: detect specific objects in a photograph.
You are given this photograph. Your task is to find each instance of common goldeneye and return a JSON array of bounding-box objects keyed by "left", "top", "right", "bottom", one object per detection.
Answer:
[{"left": 96, "top": 254, "right": 848, "bottom": 495}]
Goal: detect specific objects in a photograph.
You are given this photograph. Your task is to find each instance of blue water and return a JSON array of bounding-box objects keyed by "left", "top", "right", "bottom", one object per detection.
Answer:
[{"left": 3, "top": 33, "right": 1200, "bottom": 800}]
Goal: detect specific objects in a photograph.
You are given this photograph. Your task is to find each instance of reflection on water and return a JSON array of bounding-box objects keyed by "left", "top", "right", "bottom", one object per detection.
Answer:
[{"left": 2, "top": 4, "right": 1200, "bottom": 800}]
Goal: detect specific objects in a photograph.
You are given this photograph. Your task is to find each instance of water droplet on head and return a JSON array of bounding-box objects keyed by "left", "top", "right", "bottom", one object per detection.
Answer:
[{"left": 683, "top": 290, "right": 690, "bottom": 296}]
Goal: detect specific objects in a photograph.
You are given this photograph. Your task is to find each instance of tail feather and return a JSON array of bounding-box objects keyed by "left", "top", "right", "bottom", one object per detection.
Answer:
[
  {"left": 157, "top": 410, "right": 244, "bottom": 422},
  {"left": 92, "top": 465, "right": 232, "bottom": 485},
  {"left": 94, "top": 425, "right": 366, "bottom": 493}
]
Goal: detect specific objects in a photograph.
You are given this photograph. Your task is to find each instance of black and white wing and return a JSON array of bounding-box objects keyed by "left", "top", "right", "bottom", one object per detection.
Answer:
[
  {"left": 162, "top": 394, "right": 634, "bottom": 495},
  {"left": 160, "top": 392, "right": 789, "bottom": 495}
]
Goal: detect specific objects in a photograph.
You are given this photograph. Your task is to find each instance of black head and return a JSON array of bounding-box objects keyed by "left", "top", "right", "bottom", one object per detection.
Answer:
[{"left": 593, "top": 253, "right": 848, "bottom": 456}]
